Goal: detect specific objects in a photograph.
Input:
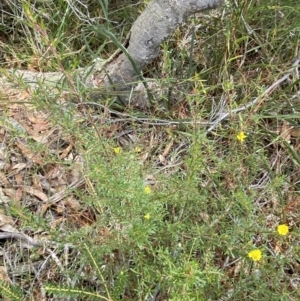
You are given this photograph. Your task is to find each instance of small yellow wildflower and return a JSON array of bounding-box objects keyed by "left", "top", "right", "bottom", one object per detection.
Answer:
[
  {"left": 113, "top": 147, "right": 121, "bottom": 154},
  {"left": 236, "top": 131, "right": 247, "bottom": 143},
  {"left": 248, "top": 249, "right": 262, "bottom": 262},
  {"left": 134, "top": 146, "right": 142, "bottom": 153},
  {"left": 144, "top": 186, "right": 151, "bottom": 194},
  {"left": 277, "top": 224, "right": 289, "bottom": 236},
  {"left": 144, "top": 213, "right": 150, "bottom": 220}
]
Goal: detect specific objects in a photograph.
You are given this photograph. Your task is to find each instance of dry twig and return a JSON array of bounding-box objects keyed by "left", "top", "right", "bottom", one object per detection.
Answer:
[{"left": 207, "top": 55, "right": 300, "bottom": 132}]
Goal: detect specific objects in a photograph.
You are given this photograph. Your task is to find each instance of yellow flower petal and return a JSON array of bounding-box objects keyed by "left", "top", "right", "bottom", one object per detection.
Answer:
[
  {"left": 144, "top": 186, "right": 151, "bottom": 194},
  {"left": 113, "top": 147, "right": 121, "bottom": 154},
  {"left": 236, "top": 131, "right": 247, "bottom": 143},
  {"left": 277, "top": 224, "right": 289, "bottom": 236},
  {"left": 144, "top": 213, "right": 150, "bottom": 220},
  {"left": 248, "top": 249, "right": 262, "bottom": 262}
]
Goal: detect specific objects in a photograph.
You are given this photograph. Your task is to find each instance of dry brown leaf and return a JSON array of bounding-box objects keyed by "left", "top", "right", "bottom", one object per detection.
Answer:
[
  {"left": 65, "top": 196, "right": 81, "bottom": 211},
  {"left": 18, "top": 121, "right": 48, "bottom": 141},
  {"left": 15, "top": 172, "right": 23, "bottom": 185},
  {"left": 28, "top": 116, "right": 49, "bottom": 132},
  {"left": 55, "top": 204, "right": 64, "bottom": 213},
  {"left": 0, "top": 188, "right": 11, "bottom": 204},
  {"left": 60, "top": 142, "right": 73, "bottom": 159},
  {"left": 273, "top": 242, "right": 281, "bottom": 255},
  {"left": 5, "top": 89, "right": 31, "bottom": 105},
  {"left": 0, "top": 266, "right": 10, "bottom": 283},
  {"left": 0, "top": 171, "right": 10, "bottom": 186},
  {"left": 22, "top": 186, "right": 49, "bottom": 202},
  {"left": 0, "top": 223, "right": 19, "bottom": 233},
  {"left": 279, "top": 121, "right": 292, "bottom": 143},
  {"left": 12, "top": 162, "right": 27, "bottom": 171},
  {"left": 104, "top": 123, "right": 119, "bottom": 138},
  {"left": 68, "top": 160, "right": 84, "bottom": 183},
  {"left": 39, "top": 203, "right": 52, "bottom": 215},
  {"left": 50, "top": 217, "right": 64, "bottom": 229},
  {"left": 32, "top": 121, "right": 50, "bottom": 132},
  {"left": 32, "top": 174, "right": 43, "bottom": 192},
  {"left": 30, "top": 134, "right": 49, "bottom": 143},
  {"left": 45, "top": 165, "right": 63, "bottom": 180},
  {"left": 290, "top": 127, "right": 300, "bottom": 138},
  {"left": 15, "top": 188, "right": 23, "bottom": 203},
  {"left": 15, "top": 140, "right": 43, "bottom": 165},
  {"left": 2, "top": 188, "right": 22, "bottom": 202},
  {"left": 0, "top": 210, "right": 14, "bottom": 226},
  {"left": 0, "top": 210, "right": 19, "bottom": 233}
]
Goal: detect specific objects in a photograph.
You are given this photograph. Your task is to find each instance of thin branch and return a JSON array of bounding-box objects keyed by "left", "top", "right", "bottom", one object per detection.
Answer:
[
  {"left": 0, "top": 231, "right": 54, "bottom": 247},
  {"left": 207, "top": 55, "right": 300, "bottom": 132},
  {"left": 81, "top": 102, "right": 210, "bottom": 126}
]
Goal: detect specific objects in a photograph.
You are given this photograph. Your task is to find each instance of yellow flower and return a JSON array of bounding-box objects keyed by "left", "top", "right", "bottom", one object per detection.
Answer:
[
  {"left": 236, "top": 131, "right": 247, "bottom": 143},
  {"left": 144, "top": 213, "right": 150, "bottom": 220},
  {"left": 144, "top": 186, "right": 151, "bottom": 194},
  {"left": 248, "top": 249, "right": 262, "bottom": 262},
  {"left": 113, "top": 147, "right": 121, "bottom": 154},
  {"left": 277, "top": 224, "right": 289, "bottom": 236},
  {"left": 134, "top": 146, "right": 142, "bottom": 153}
]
